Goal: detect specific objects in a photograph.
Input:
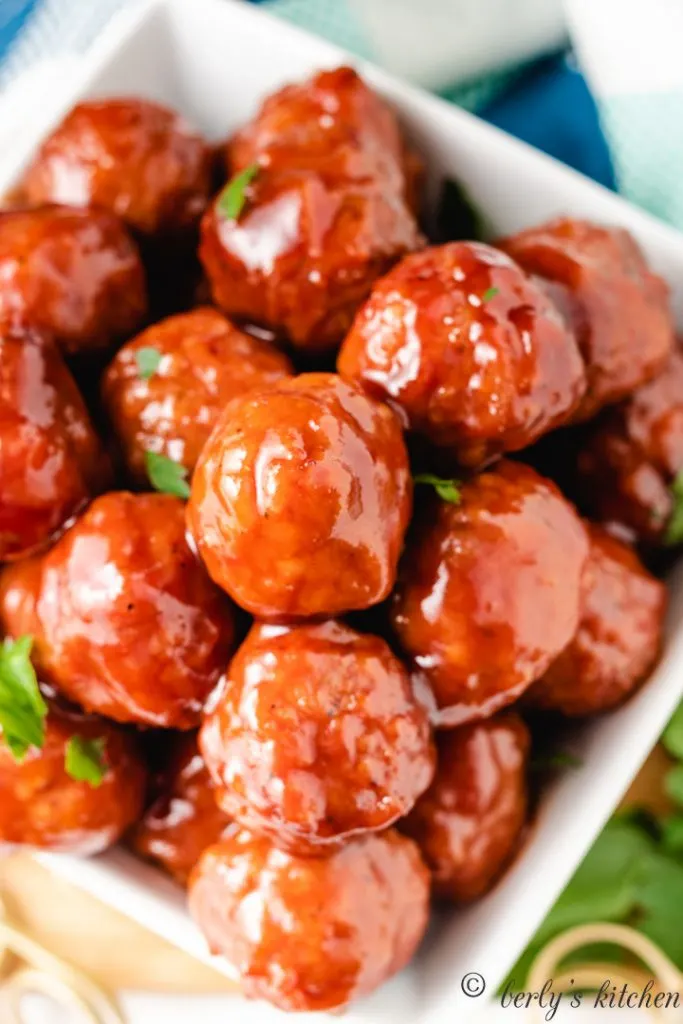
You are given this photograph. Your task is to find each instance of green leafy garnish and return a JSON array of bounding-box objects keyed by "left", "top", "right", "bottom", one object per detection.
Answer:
[
  {"left": 217, "top": 163, "right": 260, "bottom": 221},
  {"left": 145, "top": 451, "right": 191, "bottom": 500},
  {"left": 135, "top": 346, "right": 162, "bottom": 381},
  {"left": 662, "top": 815, "right": 683, "bottom": 856},
  {"left": 665, "top": 763, "right": 683, "bottom": 805},
  {"left": 414, "top": 473, "right": 462, "bottom": 504},
  {"left": 664, "top": 469, "right": 683, "bottom": 545},
  {"left": 482, "top": 286, "right": 500, "bottom": 302},
  {"left": 0, "top": 636, "right": 47, "bottom": 761},
  {"left": 65, "top": 736, "right": 107, "bottom": 788},
  {"left": 663, "top": 703, "right": 683, "bottom": 759}
]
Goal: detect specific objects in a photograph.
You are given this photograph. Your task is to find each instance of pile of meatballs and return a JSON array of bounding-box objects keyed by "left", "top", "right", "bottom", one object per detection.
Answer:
[{"left": 0, "top": 65, "right": 676, "bottom": 1012}]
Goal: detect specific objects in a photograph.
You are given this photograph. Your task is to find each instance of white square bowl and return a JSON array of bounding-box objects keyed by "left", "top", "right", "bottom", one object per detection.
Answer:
[{"left": 4, "top": 1, "right": 683, "bottom": 1020}]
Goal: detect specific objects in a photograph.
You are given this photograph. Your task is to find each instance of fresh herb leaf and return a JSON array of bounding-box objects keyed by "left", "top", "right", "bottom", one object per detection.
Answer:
[
  {"left": 414, "top": 473, "right": 462, "bottom": 504},
  {"left": 145, "top": 451, "right": 191, "bottom": 500},
  {"left": 636, "top": 851, "right": 683, "bottom": 965},
  {"left": 664, "top": 469, "right": 683, "bottom": 545},
  {"left": 217, "top": 163, "right": 260, "bottom": 221},
  {"left": 482, "top": 286, "right": 500, "bottom": 302},
  {"left": 531, "top": 751, "right": 583, "bottom": 771},
  {"left": 665, "top": 764, "right": 683, "bottom": 806},
  {"left": 65, "top": 736, "right": 107, "bottom": 788},
  {"left": 663, "top": 703, "right": 683, "bottom": 760},
  {"left": 0, "top": 636, "right": 47, "bottom": 761},
  {"left": 135, "top": 347, "right": 162, "bottom": 381},
  {"left": 661, "top": 815, "right": 683, "bottom": 856}
]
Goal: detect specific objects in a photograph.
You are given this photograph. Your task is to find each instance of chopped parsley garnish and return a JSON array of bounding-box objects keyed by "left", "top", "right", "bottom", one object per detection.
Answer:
[
  {"left": 0, "top": 636, "right": 47, "bottom": 761},
  {"left": 145, "top": 451, "right": 191, "bottom": 500},
  {"left": 217, "top": 162, "right": 260, "bottom": 221},
  {"left": 414, "top": 473, "right": 462, "bottom": 504},
  {"left": 65, "top": 736, "right": 107, "bottom": 788},
  {"left": 482, "top": 286, "right": 500, "bottom": 302},
  {"left": 135, "top": 347, "right": 162, "bottom": 381},
  {"left": 664, "top": 469, "right": 683, "bottom": 545}
]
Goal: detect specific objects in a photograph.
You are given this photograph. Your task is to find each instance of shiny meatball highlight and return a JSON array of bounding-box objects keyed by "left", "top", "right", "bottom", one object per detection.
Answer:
[
  {"left": 402, "top": 713, "right": 529, "bottom": 902},
  {"left": 3, "top": 493, "right": 236, "bottom": 728},
  {"left": 102, "top": 307, "right": 293, "bottom": 481},
  {"left": 338, "top": 241, "right": 586, "bottom": 467},
  {"left": 200, "top": 66, "right": 422, "bottom": 352},
  {"left": 529, "top": 525, "right": 666, "bottom": 716},
  {"left": 189, "top": 827, "right": 430, "bottom": 1012},
  {"left": 391, "top": 461, "right": 589, "bottom": 726},
  {"left": 0, "top": 702, "right": 147, "bottom": 855},
  {"left": 0, "top": 322, "right": 109, "bottom": 562},
  {"left": 188, "top": 373, "right": 412, "bottom": 619},
  {"left": 22, "top": 98, "right": 212, "bottom": 236},
  {"left": 132, "top": 732, "right": 231, "bottom": 885},
  {"left": 501, "top": 218, "right": 673, "bottom": 420},
  {"left": 200, "top": 620, "right": 435, "bottom": 853},
  {"left": 0, "top": 206, "right": 146, "bottom": 354}
]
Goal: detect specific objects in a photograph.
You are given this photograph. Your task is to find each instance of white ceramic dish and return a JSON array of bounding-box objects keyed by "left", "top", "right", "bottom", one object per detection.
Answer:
[{"left": 5, "top": 0, "right": 683, "bottom": 1020}]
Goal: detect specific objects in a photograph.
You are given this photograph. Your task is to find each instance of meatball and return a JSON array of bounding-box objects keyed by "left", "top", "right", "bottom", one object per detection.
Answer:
[
  {"left": 501, "top": 218, "right": 673, "bottom": 421},
  {"left": 21, "top": 98, "right": 212, "bottom": 236},
  {"left": 1, "top": 493, "right": 236, "bottom": 728},
  {"left": 0, "top": 321, "right": 109, "bottom": 562},
  {"left": 337, "top": 241, "right": 586, "bottom": 467},
  {"left": 188, "top": 827, "right": 430, "bottom": 1012},
  {"left": 391, "top": 461, "right": 589, "bottom": 727},
  {"left": 402, "top": 713, "right": 529, "bottom": 901},
  {"left": 102, "top": 307, "right": 293, "bottom": 482},
  {"left": 200, "top": 620, "right": 434, "bottom": 853},
  {"left": 132, "top": 733, "right": 231, "bottom": 885},
  {"left": 577, "top": 350, "right": 683, "bottom": 545},
  {"left": 0, "top": 206, "right": 146, "bottom": 355},
  {"left": 528, "top": 525, "right": 666, "bottom": 716},
  {"left": 200, "top": 67, "right": 422, "bottom": 353},
  {"left": 0, "top": 701, "right": 147, "bottom": 854},
  {"left": 187, "top": 373, "right": 412, "bottom": 619}
]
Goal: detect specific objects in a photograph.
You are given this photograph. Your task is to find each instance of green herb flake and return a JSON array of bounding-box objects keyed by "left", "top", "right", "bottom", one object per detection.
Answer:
[
  {"left": 0, "top": 636, "right": 47, "bottom": 761},
  {"left": 482, "top": 286, "right": 500, "bottom": 303},
  {"left": 135, "top": 347, "right": 162, "bottom": 381},
  {"left": 65, "top": 736, "right": 107, "bottom": 788},
  {"left": 664, "top": 469, "right": 683, "bottom": 545},
  {"left": 217, "top": 163, "right": 260, "bottom": 221},
  {"left": 145, "top": 451, "right": 191, "bottom": 500},
  {"left": 413, "top": 473, "right": 462, "bottom": 504}
]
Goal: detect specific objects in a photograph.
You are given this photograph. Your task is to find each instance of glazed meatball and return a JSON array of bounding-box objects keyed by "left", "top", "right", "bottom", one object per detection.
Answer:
[
  {"left": 102, "top": 307, "right": 293, "bottom": 481},
  {"left": 1, "top": 493, "right": 236, "bottom": 728},
  {"left": 577, "top": 350, "right": 683, "bottom": 545},
  {"left": 132, "top": 733, "right": 231, "bottom": 885},
  {"left": 0, "top": 321, "right": 109, "bottom": 562},
  {"left": 0, "top": 701, "right": 146, "bottom": 854},
  {"left": 501, "top": 218, "right": 673, "bottom": 420},
  {"left": 188, "top": 827, "right": 430, "bottom": 1012},
  {"left": 338, "top": 241, "right": 586, "bottom": 467},
  {"left": 200, "top": 620, "right": 434, "bottom": 853},
  {"left": 0, "top": 206, "right": 146, "bottom": 355},
  {"left": 200, "top": 67, "right": 422, "bottom": 352},
  {"left": 391, "top": 461, "right": 589, "bottom": 727},
  {"left": 402, "top": 713, "right": 530, "bottom": 902},
  {"left": 188, "top": 373, "right": 412, "bottom": 619},
  {"left": 22, "top": 98, "right": 213, "bottom": 236},
  {"left": 528, "top": 525, "right": 666, "bottom": 716}
]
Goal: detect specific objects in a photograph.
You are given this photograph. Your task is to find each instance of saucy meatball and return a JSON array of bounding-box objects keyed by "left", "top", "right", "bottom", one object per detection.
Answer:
[
  {"left": 528, "top": 525, "right": 666, "bottom": 716},
  {"left": 188, "top": 827, "right": 430, "bottom": 1012},
  {"left": 1, "top": 493, "right": 236, "bottom": 728},
  {"left": 0, "top": 206, "right": 146, "bottom": 354},
  {"left": 337, "top": 241, "right": 586, "bottom": 467},
  {"left": 188, "top": 373, "right": 412, "bottom": 619},
  {"left": 200, "top": 67, "right": 422, "bottom": 352},
  {"left": 501, "top": 218, "right": 673, "bottom": 420},
  {"left": 402, "top": 713, "right": 529, "bottom": 902},
  {"left": 132, "top": 733, "right": 230, "bottom": 884},
  {"left": 391, "top": 461, "right": 589, "bottom": 727},
  {"left": 102, "top": 307, "right": 293, "bottom": 481},
  {"left": 200, "top": 620, "right": 434, "bottom": 853},
  {"left": 0, "top": 701, "right": 146, "bottom": 854},
  {"left": 577, "top": 350, "right": 683, "bottom": 545},
  {"left": 0, "top": 321, "right": 109, "bottom": 562},
  {"left": 22, "top": 98, "right": 213, "bottom": 236}
]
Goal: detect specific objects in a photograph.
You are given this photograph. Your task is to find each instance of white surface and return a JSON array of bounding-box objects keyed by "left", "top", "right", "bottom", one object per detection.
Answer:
[
  {"left": 3, "top": 0, "right": 682, "bottom": 1020},
  {"left": 348, "top": 0, "right": 567, "bottom": 89}
]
